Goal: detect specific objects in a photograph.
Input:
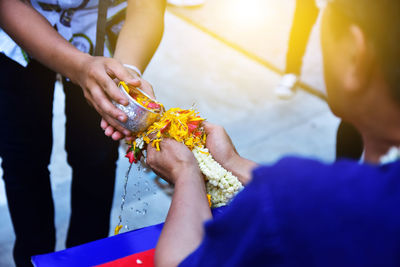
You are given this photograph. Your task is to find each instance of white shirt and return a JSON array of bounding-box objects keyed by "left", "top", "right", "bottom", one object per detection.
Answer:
[{"left": 0, "top": 0, "right": 127, "bottom": 67}]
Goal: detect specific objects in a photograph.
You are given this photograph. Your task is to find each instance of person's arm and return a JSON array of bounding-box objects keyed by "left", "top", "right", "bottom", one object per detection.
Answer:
[
  {"left": 156, "top": 168, "right": 211, "bottom": 267},
  {"left": 146, "top": 139, "right": 212, "bottom": 267},
  {"left": 0, "top": 0, "right": 138, "bottom": 135},
  {"left": 101, "top": 0, "right": 166, "bottom": 140},
  {"left": 101, "top": 0, "right": 167, "bottom": 140},
  {"left": 114, "top": 0, "right": 166, "bottom": 74}
]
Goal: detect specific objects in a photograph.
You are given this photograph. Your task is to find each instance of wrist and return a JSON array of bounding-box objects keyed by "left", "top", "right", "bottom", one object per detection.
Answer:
[
  {"left": 173, "top": 164, "right": 204, "bottom": 187},
  {"left": 65, "top": 51, "right": 91, "bottom": 84},
  {"left": 123, "top": 64, "right": 142, "bottom": 77},
  {"left": 227, "top": 154, "right": 257, "bottom": 185}
]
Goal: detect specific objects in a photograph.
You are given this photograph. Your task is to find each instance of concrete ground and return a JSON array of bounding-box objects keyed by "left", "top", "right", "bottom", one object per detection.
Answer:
[{"left": 0, "top": 1, "right": 339, "bottom": 266}]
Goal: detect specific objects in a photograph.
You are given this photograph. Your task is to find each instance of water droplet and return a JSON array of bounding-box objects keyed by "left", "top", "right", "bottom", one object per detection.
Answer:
[
  {"left": 143, "top": 202, "right": 149, "bottom": 207},
  {"left": 144, "top": 181, "right": 149, "bottom": 186},
  {"left": 145, "top": 187, "right": 150, "bottom": 192},
  {"left": 142, "top": 209, "right": 147, "bottom": 215},
  {"left": 135, "top": 209, "right": 142, "bottom": 215},
  {"left": 137, "top": 197, "right": 141, "bottom": 201}
]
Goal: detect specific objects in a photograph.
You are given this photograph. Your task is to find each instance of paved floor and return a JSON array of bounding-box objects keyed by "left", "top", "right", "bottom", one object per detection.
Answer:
[{"left": 0, "top": 1, "right": 339, "bottom": 266}]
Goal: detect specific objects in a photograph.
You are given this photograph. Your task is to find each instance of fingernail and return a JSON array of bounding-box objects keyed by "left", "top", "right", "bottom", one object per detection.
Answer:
[
  {"left": 118, "top": 115, "right": 126, "bottom": 122},
  {"left": 120, "top": 99, "right": 128, "bottom": 105},
  {"left": 124, "top": 130, "right": 131, "bottom": 136}
]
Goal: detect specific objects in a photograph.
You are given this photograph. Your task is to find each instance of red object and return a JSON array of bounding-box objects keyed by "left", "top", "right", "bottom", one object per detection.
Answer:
[
  {"left": 187, "top": 120, "right": 200, "bottom": 134},
  {"left": 125, "top": 150, "right": 137, "bottom": 164},
  {"left": 95, "top": 249, "right": 155, "bottom": 267},
  {"left": 160, "top": 120, "right": 171, "bottom": 134},
  {"left": 147, "top": 102, "right": 161, "bottom": 110}
]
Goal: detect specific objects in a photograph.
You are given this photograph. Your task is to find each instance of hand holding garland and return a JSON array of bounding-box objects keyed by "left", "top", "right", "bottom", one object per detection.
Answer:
[{"left": 202, "top": 122, "right": 258, "bottom": 185}]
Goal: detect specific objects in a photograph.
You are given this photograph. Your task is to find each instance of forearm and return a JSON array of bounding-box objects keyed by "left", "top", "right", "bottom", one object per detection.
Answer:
[
  {"left": 114, "top": 0, "right": 166, "bottom": 73},
  {"left": 0, "top": 0, "right": 89, "bottom": 82},
  {"left": 155, "top": 168, "right": 212, "bottom": 267}
]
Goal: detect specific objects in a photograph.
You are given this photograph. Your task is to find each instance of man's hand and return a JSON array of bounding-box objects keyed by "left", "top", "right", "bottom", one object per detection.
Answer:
[
  {"left": 203, "top": 122, "right": 239, "bottom": 168},
  {"left": 73, "top": 55, "right": 144, "bottom": 137},
  {"left": 146, "top": 138, "right": 201, "bottom": 184},
  {"left": 203, "top": 122, "right": 257, "bottom": 185},
  {"left": 100, "top": 76, "right": 156, "bottom": 140}
]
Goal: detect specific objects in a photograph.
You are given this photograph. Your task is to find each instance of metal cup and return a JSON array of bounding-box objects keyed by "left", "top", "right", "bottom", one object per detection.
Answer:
[{"left": 113, "top": 84, "right": 161, "bottom": 134}]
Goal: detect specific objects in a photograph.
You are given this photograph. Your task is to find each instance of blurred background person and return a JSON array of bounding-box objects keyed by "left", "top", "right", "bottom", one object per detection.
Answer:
[
  {"left": 274, "top": 0, "right": 363, "bottom": 161},
  {"left": 274, "top": 0, "right": 319, "bottom": 99}
]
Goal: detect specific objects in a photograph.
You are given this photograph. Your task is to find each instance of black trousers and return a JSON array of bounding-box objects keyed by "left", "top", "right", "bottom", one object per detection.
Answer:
[
  {"left": 0, "top": 54, "right": 119, "bottom": 267},
  {"left": 285, "top": 0, "right": 319, "bottom": 75}
]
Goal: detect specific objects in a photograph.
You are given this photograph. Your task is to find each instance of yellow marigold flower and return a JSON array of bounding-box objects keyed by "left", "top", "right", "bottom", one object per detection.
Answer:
[
  {"left": 207, "top": 194, "right": 212, "bottom": 207},
  {"left": 114, "top": 225, "right": 123, "bottom": 235}
]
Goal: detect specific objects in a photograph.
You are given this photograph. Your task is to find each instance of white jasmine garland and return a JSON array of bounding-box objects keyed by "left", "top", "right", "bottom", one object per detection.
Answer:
[
  {"left": 135, "top": 137, "right": 145, "bottom": 150},
  {"left": 193, "top": 147, "right": 243, "bottom": 207},
  {"left": 380, "top": 146, "right": 400, "bottom": 164}
]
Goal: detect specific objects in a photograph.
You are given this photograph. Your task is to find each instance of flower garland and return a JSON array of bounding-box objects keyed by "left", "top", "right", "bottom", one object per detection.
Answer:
[
  {"left": 193, "top": 147, "right": 243, "bottom": 207},
  {"left": 125, "top": 107, "right": 243, "bottom": 207},
  {"left": 380, "top": 146, "right": 400, "bottom": 165}
]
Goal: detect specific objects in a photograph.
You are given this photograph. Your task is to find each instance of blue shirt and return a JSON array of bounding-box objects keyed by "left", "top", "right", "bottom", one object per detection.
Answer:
[{"left": 180, "top": 157, "right": 400, "bottom": 267}]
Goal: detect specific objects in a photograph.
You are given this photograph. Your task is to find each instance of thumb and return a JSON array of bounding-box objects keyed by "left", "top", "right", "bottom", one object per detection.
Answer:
[
  {"left": 202, "top": 121, "right": 217, "bottom": 134},
  {"left": 109, "top": 62, "right": 141, "bottom": 87}
]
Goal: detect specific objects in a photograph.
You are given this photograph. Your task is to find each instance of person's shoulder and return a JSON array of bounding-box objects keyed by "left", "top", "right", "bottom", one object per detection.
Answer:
[
  {"left": 252, "top": 156, "right": 400, "bottom": 187},
  {"left": 249, "top": 156, "right": 400, "bottom": 215}
]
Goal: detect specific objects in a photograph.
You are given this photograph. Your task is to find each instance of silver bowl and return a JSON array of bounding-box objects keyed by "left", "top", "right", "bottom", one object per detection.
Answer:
[{"left": 113, "top": 84, "right": 161, "bottom": 134}]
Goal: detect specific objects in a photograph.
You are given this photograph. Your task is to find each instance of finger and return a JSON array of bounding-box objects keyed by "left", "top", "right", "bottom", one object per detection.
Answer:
[
  {"left": 98, "top": 75, "right": 129, "bottom": 106},
  {"left": 111, "top": 131, "right": 124, "bottom": 141},
  {"left": 92, "top": 101, "right": 132, "bottom": 136},
  {"left": 139, "top": 80, "right": 155, "bottom": 99},
  {"left": 102, "top": 114, "right": 132, "bottom": 136},
  {"left": 100, "top": 118, "right": 109, "bottom": 130},
  {"left": 202, "top": 121, "right": 219, "bottom": 133},
  {"left": 146, "top": 144, "right": 158, "bottom": 167},
  {"left": 90, "top": 84, "right": 128, "bottom": 122},
  {"left": 107, "top": 61, "right": 141, "bottom": 86},
  {"left": 104, "top": 125, "right": 115, "bottom": 137}
]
